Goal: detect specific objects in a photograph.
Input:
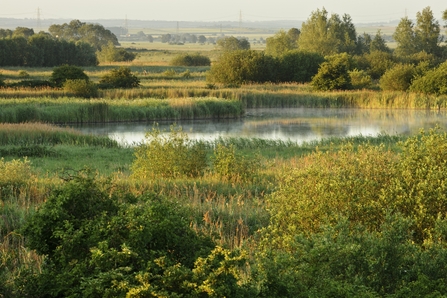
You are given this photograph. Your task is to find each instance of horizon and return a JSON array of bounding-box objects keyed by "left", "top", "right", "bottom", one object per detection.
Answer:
[{"left": 1, "top": 1, "right": 446, "bottom": 24}]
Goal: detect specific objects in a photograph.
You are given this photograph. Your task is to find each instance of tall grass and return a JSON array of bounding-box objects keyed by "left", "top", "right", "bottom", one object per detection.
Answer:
[
  {"left": 0, "top": 97, "right": 244, "bottom": 124},
  {"left": 0, "top": 122, "right": 119, "bottom": 147}
]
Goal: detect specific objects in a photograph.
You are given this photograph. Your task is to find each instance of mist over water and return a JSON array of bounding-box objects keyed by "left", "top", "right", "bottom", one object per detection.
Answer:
[{"left": 72, "top": 108, "right": 447, "bottom": 146}]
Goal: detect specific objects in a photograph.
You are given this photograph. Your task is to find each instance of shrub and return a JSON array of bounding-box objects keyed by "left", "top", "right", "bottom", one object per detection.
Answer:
[
  {"left": 311, "top": 53, "right": 353, "bottom": 91},
  {"left": 380, "top": 63, "right": 416, "bottom": 91},
  {"left": 99, "top": 66, "right": 140, "bottom": 89},
  {"left": 96, "top": 42, "right": 137, "bottom": 63},
  {"left": 212, "top": 143, "right": 260, "bottom": 183},
  {"left": 277, "top": 50, "right": 324, "bottom": 83},
  {"left": 18, "top": 70, "right": 30, "bottom": 79},
  {"left": 0, "top": 158, "right": 32, "bottom": 198},
  {"left": 207, "top": 50, "right": 278, "bottom": 85},
  {"left": 63, "top": 79, "right": 98, "bottom": 98},
  {"left": 131, "top": 125, "right": 207, "bottom": 179},
  {"left": 170, "top": 53, "right": 211, "bottom": 66},
  {"left": 51, "top": 65, "right": 89, "bottom": 87},
  {"left": 410, "top": 61, "right": 447, "bottom": 96},
  {"left": 349, "top": 69, "right": 372, "bottom": 89}
]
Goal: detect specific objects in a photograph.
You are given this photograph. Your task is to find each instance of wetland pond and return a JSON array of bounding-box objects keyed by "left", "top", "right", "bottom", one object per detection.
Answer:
[{"left": 72, "top": 108, "right": 447, "bottom": 146}]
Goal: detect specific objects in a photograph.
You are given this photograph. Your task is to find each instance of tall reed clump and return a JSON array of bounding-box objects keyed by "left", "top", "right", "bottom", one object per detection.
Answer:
[
  {"left": 0, "top": 97, "right": 244, "bottom": 124},
  {"left": 0, "top": 123, "right": 119, "bottom": 147}
]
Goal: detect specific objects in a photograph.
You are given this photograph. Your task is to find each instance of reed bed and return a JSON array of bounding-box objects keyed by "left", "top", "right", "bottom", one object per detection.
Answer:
[
  {"left": 0, "top": 97, "right": 244, "bottom": 124},
  {"left": 0, "top": 122, "right": 119, "bottom": 147}
]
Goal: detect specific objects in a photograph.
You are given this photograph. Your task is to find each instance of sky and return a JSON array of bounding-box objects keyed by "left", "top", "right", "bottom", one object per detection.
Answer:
[{"left": 1, "top": 0, "right": 446, "bottom": 24}]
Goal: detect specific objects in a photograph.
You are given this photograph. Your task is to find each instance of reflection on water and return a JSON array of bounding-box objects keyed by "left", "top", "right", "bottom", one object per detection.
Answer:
[{"left": 71, "top": 108, "right": 447, "bottom": 146}]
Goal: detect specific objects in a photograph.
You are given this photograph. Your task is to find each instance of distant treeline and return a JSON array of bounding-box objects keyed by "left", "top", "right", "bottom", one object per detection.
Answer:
[{"left": 0, "top": 34, "right": 98, "bottom": 67}]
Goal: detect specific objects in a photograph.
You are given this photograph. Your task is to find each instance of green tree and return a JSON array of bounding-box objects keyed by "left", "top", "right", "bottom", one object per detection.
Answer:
[
  {"left": 216, "top": 36, "right": 250, "bottom": 51},
  {"left": 298, "top": 8, "right": 357, "bottom": 56},
  {"left": 96, "top": 41, "right": 136, "bottom": 63},
  {"left": 393, "top": 17, "right": 418, "bottom": 57},
  {"left": 410, "top": 61, "right": 447, "bottom": 97},
  {"left": 370, "top": 30, "right": 391, "bottom": 53},
  {"left": 265, "top": 30, "right": 297, "bottom": 57},
  {"left": 277, "top": 50, "right": 324, "bottom": 83},
  {"left": 51, "top": 64, "right": 89, "bottom": 87},
  {"left": 48, "top": 19, "right": 119, "bottom": 50},
  {"left": 311, "top": 53, "right": 353, "bottom": 91},
  {"left": 12, "top": 27, "right": 34, "bottom": 38},
  {"left": 414, "top": 7, "right": 442, "bottom": 56}
]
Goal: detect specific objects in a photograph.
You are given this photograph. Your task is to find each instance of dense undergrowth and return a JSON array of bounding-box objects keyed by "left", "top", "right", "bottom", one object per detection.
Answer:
[{"left": 3, "top": 121, "right": 447, "bottom": 296}]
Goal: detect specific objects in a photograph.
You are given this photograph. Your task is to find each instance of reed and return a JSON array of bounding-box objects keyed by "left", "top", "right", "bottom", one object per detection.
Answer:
[{"left": 0, "top": 97, "right": 244, "bottom": 124}]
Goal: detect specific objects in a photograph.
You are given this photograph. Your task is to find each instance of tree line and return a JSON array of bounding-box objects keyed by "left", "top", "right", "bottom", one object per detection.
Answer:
[
  {"left": 208, "top": 6, "right": 447, "bottom": 96},
  {"left": 0, "top": 20, "right": 134, "bottom": 67}
]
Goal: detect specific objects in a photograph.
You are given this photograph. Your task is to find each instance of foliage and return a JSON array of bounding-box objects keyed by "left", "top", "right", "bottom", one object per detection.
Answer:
[
  {"left": 48, "top": 19, "right": 119, "bottom": 50},
  {"left": 298, "top": 8, "right": 358, "bottom": 55},
  {"left": 99, "top": 67, "right": 140, "bottom": 89},
  {"left": 0, "top": 35, "right": 98, "bottom": 67},
  {"left": 96, "top": 42, "right": 137, "bottom": 63},
  {"left": 20, "top": 171, "right": 243, "bottom": 297},
  {"left": 132, "top": 125, "right": 207, "bottom": 179},
  {"left": 51, "top": 65, "right": 89, "bottom": 87},
  {"left": 216, "top": 36, "right": 250, "bottom": 51},
  {"left": 356, "top": 50, "right": 395, "bottom": 80},
  {"left": 379, "top": 63, "right": 416, "bottom": 91},
  {"left": 265, "top": 30, "right": 297, "bottom": 57},
  {"left": 410, "top": 61, "right": 447, "bottom": 96},
  {"left": 0, "top": 158, "right": 32, "bottom": 198},
  {"left": 63, "top": 79, "right": 99, "bottom": 98},
  {"left": 207, "top": 50, "right": 277, "bottom": 85},
  {"left": 212, "top": 143, "right": 260, "bottom": 183},
  {"left": 311, "top": 53, "right": 353, "bottom": 91},
  {"left": 370, "top": 30, "right": 391, "bottom": 53},
  {"left": 170, "top": 53, "right": 211, "bottom": 66},
  {"left": 277, "top": 50, "right": 324, "bottom": 83},
  {"left": 349, "top": 69, "right": 372, "bottom": 89}
]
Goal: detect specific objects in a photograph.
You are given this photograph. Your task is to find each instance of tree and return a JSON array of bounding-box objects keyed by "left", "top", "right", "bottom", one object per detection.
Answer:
[
  {"left": 96, "top": 42, "right": 136, "bottom": 63},
  {"left": 414, "top": 7, "right": 442, "bottom": 56},
  {"left": 198, "top": 35, "right": 206, "bottom": 44},
  {"left": 49, "top": 19, "right": 119, "bottom": 50},
  {"left": 12, "top": 27, "right": 34, "bottom": 38},
  {"left": 0, "top": 29, "right": 13, "bottom": 39},
  {"left": 278, "top": 50, "right": 324, "bottom": 83},
  {"left": 51, "top": 65, "right": 89, "bottom": 87},
  {"left": 216, "top": 36, "right": 250, "bottom": 51},
  {"left": 311, "top": 53, "right": 353, "bottom": 91},
  {"left": 370, "top": 30, "right": 391, "bottom": 53},
  {"left": 410, "top": 61, "right": 447, "bottom": 97},
  {"left": 265, "top": 30, "right": 297, "bottom": 57},
  {"left": 161, "top": 33, "right": 172, "bottom": 43},
  {"left": 298, "top": 8, "right": 357, "bottom": 56},
  {"left": 379, "top": 64, "right": 416, "bottom": 91},
  {"left": 393, "top": 17, "right": 418, "bottom": 57},
  {"left": 287, "top": 27, "right": 300, "bottom": 43}
]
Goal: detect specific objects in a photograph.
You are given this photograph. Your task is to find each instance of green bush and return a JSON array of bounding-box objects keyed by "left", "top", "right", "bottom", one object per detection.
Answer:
[
  {"left": 131, "top": 125, "right": 207, "bottom": 179},
  {"left": 311, "top": 53, "right": 353, "bottom": 91},
  {"left": 277, "top": 50, "right": 324, "bottom": 83},
  {"left": 410, "top": 61, "right": 447, "bottom": 96},
  {"left": 98, "top": 66, "right": 140, "bottom": 89},
  {"left": 207, "top": 50, "right": 278, "bottom": 85},
  {"left": 170, "top": 53, "right": 211, "bottom": 66},
  {"left": 379, "top": 63, "right": 416, "bottom": 91},
  {"left": 212, "top": 143, "right": 260, "bottom": 183},
  {"left": 63, "top": 79, "right": 98, "bottom": 98},
  {"left": 349, "top": 69, "right": 372, "bottom": 89},
  {"left": 18, "top": 70, "right": 30, "bottom": 79},
  {"left": 96, "top": 42, "right": 137, "bottom": 63},
  {"left": 50, "top": 64, "right": 89, "bottom": 87},
  {"left": 20, "top": 171, "right": 240, "bottom": 297}
]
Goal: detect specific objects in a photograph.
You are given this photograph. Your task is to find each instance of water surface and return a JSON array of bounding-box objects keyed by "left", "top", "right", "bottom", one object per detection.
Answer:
[{"left": 72, "top": 108, "right": 447, "bottom": 145}]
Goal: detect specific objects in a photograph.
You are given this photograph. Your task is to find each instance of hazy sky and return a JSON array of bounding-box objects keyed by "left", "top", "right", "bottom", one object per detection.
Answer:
[{"left": 1, "top": 0, "right": 446, "bottom": 23}]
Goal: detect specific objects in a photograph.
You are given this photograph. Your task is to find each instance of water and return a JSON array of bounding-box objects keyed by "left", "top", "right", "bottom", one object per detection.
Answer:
[{"left": 71, "top": 108, "right": 447, "bottom": 146}]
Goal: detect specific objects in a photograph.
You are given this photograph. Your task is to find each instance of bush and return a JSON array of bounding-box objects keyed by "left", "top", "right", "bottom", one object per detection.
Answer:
[
  {"left": 131, "top": 125, "right": 207, "bottom": 179},
  {"left": 212, "top": 143, "right": 260, "bottom": 183},
  {"left": 98, "top": 66, "right": 140, "bottom": 88},
  {"left": 379, "top": 63, "right": 416, "bottom": 91},
  {"left": 207, "top": 50, "right": 278, "bottom": 85},
  {"left": 410, "top": 61, "right": 447, "bottom": 96},
  {"left": 170, "top": 53, "right": 211, "bottom": 66},
  {"left": 96, "top": 42, "right": 137, "bottom": 63},
  {"left": 18, "top": 70, "right": 30, "bottom": 79},
  {"left": 349, "top": 69, "right": 372, "bottom": 89},
  {"left": 311, "top": 53, "right": 353, "bottom": 91},
  {"left": 277, "top": 50, "right": 324, "bottom": 83},
  {"left": 51, "top": 65, "right": 89, "bottom": 87},
  {"left": 63, "top": 79, "right": 98, "bottom": 98}
]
